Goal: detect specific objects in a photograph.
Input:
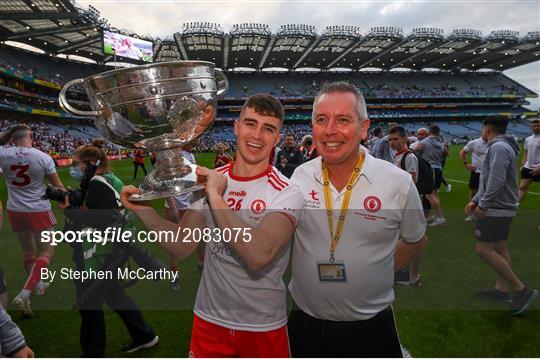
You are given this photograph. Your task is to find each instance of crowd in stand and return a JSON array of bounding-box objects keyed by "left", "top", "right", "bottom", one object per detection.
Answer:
[
  {"left": 0, "top": 119, "right": 124, "bottom": 159},
  {"left": 235, "top": 81, "right": 522, "bottom": 99},
  {"left": 0, "top": 61, "right": 64, "bottom": 87}
]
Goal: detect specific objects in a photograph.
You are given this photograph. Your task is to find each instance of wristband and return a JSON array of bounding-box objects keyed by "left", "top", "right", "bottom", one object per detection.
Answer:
[{"left": 463, "top": 161, "right": 468, "bottom": 165}]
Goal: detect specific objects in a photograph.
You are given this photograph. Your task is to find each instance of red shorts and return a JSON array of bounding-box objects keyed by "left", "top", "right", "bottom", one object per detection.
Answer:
[
  {"left": 7, "top": 210, "right": 56, "bottom": 233},
  {"left": 189, "top": 314, "right": 290, "bottom": 358}
]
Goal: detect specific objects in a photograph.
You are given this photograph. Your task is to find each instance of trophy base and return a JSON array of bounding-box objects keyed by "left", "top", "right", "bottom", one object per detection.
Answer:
[
  {"left": 129, "top": 183, "right": 204, "bottom": 202},
  {"left": 128, "top": 146, "right": 204, "bottom": 202}
]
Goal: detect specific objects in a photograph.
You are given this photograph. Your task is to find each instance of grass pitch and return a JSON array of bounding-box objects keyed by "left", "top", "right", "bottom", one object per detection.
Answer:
[{"left": 0, "top": 148, "right": 538, "bottom": 357}]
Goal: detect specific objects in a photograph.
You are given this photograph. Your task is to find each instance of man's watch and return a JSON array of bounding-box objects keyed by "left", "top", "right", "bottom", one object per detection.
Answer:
[{"left": 463, "top": 161, "right": 468, "bottom": 165}]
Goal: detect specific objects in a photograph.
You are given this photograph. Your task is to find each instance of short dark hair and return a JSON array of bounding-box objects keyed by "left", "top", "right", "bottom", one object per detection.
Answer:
[
  {"left": 285, "top": 133, "right": 294, "bottom": 139},
  {"left": 0, "top": 124, "right": 31, "bottom": 145},
  {"left": 373, "top": 127, "right": 383, "bottom": 136},
  {"left": 241, "top": 94, "right": 284, "bottom": 124},
  {"left": 531, "top": 118, "right": 540, "bottom": 124},
  {"left": 429, "top": 125, "right": 440, "bottom": 135},
  {"left": 483, "top": 116, "right": 508, "bottom": 135},
  {"left": 389, "top": 126, "right": 407, "bottom": 137}
]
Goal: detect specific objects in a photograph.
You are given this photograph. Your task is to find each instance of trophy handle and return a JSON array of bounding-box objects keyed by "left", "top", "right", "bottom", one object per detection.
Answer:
[
  {"left": 59, "top": 78, "right": 100, "bottom": 117},
  {"left": 214, "top": 69, "right": 229, "bottom": 96}
]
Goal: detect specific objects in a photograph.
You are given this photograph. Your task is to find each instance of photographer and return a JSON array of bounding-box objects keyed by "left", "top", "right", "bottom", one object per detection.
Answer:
[{"left": 61, "top": 142, "right": 158, "bottom": 357}]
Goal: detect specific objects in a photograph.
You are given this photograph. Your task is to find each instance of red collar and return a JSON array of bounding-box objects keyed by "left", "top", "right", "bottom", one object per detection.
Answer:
[
  {"left": 396, "top": 148, "right": 409, "bottom": 156},
  {"left": 228, "top": 161, "right": 272, "bottom": 182}
]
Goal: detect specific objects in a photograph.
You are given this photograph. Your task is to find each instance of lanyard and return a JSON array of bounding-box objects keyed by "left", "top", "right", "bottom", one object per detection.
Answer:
[{"left": 322, "top": 153, "right": 364, "bottom": 263}]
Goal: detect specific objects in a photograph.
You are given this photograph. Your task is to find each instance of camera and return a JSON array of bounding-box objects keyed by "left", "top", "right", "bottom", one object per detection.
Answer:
[
  {"left": 122, "top": 241, "right": 165, "bottom": 274},
  {"left": 44, "top": 161, "right": 98, "bottom": 208},
  {"left": 44, "top": 186, "right": 85, "bottom": 207}
]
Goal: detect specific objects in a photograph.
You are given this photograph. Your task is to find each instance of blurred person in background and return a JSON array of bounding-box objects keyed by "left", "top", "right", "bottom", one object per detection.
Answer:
[
  {"left": 0, "top": 125, "right": 65, "bottom": 316},
  {"left": 132, "top": 149, "right": 147, "bottom": 180},
  {"left": 275, "top": 133, "right": 304, "bottom": 178},
  {"left": 460, "top": 135, "right": 488, "bottom": 221},
  {"left": 518, "top": 118, "right": 540, "bottom": 202}
]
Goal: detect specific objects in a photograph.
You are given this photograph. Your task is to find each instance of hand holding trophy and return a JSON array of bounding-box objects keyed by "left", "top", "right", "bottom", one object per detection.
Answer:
[{"left": 59, "top": 61, "right": 228, "bottom": 201}]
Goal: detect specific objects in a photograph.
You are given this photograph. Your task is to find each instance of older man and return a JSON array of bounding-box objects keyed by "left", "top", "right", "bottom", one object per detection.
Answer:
[{"left": 288, "top": 82, "right": 427, "bottom": 357}]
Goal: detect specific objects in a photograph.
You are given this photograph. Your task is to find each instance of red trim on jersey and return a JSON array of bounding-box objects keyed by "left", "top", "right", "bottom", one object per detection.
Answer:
[
  {"left": 267, "top": 180, "right": 283, "bottom": 191},
  {"left": 268, "top": 177, "right": 285, "bottom": 191},
  {"left": 216, "top": 164, "right": 232, "bottom": 173},
  {"left": 189, "top": 314, "right": 290, "bottom": 358},
  {"left": 269, "top": 170, "right": 289, "bottom": 187},
  {"left": 228, "top": 162, "right": 272, "bottom": 182},
  {"left": 268, "top": 173, "right": 287, "bottom": 189},
  {"left": 276, "top": 211, "right": 297, "bottom": 227},
  {"left": 395, "top": 148, "right": 409, "bottom": 156}
]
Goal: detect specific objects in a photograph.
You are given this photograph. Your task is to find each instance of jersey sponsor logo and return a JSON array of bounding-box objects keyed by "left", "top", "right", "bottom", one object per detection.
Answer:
[
  {"left": 250, "top": 199, "right": 266, "bottom": 215},
  {"left": 228, "top": 190, "right": 246, "bottom": 197},
  {"left": 309, "top": 190, "right": 319, "bottom": 201},
  {"left": 363, "top": 196, "right": 382, "bottom": 213}
]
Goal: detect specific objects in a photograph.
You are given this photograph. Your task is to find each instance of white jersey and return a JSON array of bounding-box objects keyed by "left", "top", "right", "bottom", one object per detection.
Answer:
[
  {"left": 524, "top": 134, "right": 540, "bottom": 170},
  {"left": 189, "top": 163, "right": 304, "bottom": 331},
  {"left": 0, "top": 146, "right": 56, "bottom": 211},
  {"left": 289, "top": 152, "right": 426, "bottom": 321},
  {"left": 463, "top": 137, "right": 488, "bottom": 174},
  {"left": 393, "top": 150, "right": 419, "bottom": 183}
]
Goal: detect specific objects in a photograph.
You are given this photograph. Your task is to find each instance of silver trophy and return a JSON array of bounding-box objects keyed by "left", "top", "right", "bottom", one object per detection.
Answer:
[{"left": 59, "top": 60, "right": 228, "bottom": 201}]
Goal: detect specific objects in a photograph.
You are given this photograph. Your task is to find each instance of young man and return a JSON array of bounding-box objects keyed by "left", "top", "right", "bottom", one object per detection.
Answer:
[
  {"left": 413, "top": 125, "right": 449, "bottom": 227},
  {"left": 288, "top": 83, "right": 427, "bottom": 357},
  {"left": 389, "top": 125, "right": 422, "bottom": 288},
  {"left": 121, "top": 94, "right": 304, "bottom": 357},
  {"left": 0, "top": 125, "right": 65, "bottom": 316},
  {"left": 518, "top": 118, "right": 540, "bottom": 202},
  {"left": 460, "top": 136, "right": 488, "bottom": 220},
  {"left": 275, "top": 133, "right": 304, "bottom": 178},
  {"left": 465, "top": 117, "right": 537, "bottom": 315},
  {"left": 374, "top": 122, "right": 397, "bottom": 163}
]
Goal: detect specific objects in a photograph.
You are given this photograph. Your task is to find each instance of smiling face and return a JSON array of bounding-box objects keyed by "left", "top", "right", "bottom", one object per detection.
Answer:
[
  {"left": 312, "top": 92, "right": 369, "bottom": 166},
  {"left": 284, "top": 134, "right": 295, "bottom": 149},
  {"left": 234, "top": 107, "right": 281, "bottom": 167}
]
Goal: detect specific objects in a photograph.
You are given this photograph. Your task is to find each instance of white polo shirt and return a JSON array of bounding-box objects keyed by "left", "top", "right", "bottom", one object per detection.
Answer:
[
  {"left": 524, "top": 134, "right": 540, "bottom": 170},
  {"left": 289, "top": 150, "right": 426, "bottom": 321},
  {"left": 463, "top": 137, "right": 488, "bottom": 174}
]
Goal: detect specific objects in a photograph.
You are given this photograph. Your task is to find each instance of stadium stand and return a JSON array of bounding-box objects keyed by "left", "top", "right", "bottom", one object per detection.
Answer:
[{"left": 0, "top": 2, "right": 538, "bottom": 159}]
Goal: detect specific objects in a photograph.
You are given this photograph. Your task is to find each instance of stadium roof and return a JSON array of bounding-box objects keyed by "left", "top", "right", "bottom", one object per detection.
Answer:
[{"left": 1, "top": 1, "right": 539, "bottom": 71}]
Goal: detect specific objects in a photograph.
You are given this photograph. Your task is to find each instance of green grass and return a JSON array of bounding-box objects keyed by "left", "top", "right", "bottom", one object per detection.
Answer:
[{"left": 0, "top": 147, "right": 538, "bottom": 357}]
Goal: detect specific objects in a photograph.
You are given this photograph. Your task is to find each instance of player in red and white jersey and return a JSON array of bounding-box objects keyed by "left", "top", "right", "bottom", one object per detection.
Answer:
[
  {"left": 122, "top": 94, "right": 304, "bottom": 357},
  {"left": 0, "top": 124, "right": 65, "bottom": 316},
  {"left": 213, "top": 142, "right": 232, "bottom": 168}
]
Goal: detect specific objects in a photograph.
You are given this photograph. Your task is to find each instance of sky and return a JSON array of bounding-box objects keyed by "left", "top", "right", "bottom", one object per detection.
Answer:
[{"left": 77, "top": 0, "right": 540, "bottom": 109}]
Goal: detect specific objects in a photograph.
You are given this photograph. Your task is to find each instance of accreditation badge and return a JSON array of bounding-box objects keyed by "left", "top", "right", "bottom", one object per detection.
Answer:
[{"left": 317, "top": 260, "right": 347, "bottom": 282}]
